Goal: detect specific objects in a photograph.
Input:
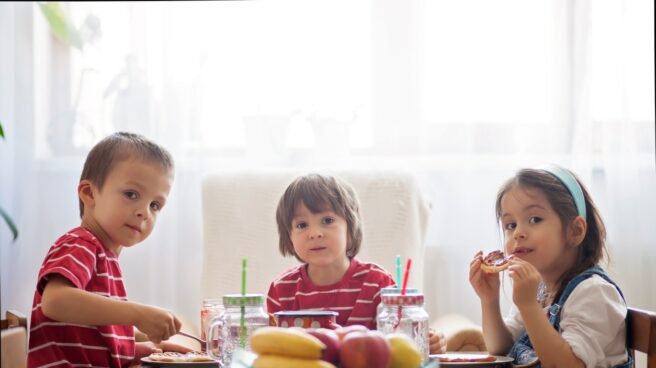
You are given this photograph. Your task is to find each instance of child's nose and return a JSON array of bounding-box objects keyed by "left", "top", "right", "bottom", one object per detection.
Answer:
[
  {"left": 135, "top": 204, "right": 150, "bottom": 219},
  {"left": 513, "top": 227, "right": 526, "bottom": 240},
  {"left": 309, "top": 229, "right": 323, "bottom": 239}
]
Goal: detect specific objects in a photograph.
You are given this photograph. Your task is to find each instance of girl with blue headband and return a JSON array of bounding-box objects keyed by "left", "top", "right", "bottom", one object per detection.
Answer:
[{"left": 469, "top": 165, "right": 631, "bottom": 367}]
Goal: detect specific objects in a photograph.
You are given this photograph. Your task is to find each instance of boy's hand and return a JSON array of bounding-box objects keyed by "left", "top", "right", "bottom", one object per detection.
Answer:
[
  {"left": 134, "top": 304, "right": 181, "bottom": 344},
  {"left": 507, "top": 257, "right": 541, "bottom": 309},
  {"left": 469, "top": 250, "right": 501, "bottom": 303},
  {"left": 134, "top": 340, "right": 193, "bottom": 357},
  {"left": 134, "top": 342, "right": 162, "bottom": 362},
  {"left": 133, "top": 341, "right": 193, "bottom": 365},
  {"left": 156, "top": 341, "right": 193, "bottom": 353},
  {"left": 428, "top": 328, "right": 447, "bottom": 354}
]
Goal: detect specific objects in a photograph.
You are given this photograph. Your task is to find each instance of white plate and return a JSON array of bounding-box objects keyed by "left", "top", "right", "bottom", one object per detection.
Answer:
[
  {"left": 140, "top": 357, "right": 219, "bottom": 367},
  {"left": 429, "top": 353, "right": 514, "bottom": 367}
]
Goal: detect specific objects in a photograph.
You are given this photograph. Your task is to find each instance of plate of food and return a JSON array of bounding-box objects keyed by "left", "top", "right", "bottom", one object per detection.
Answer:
[
  {"left": 140, "top": 351, "right": 219, "bottom": 367},
  {"left": 429, "top": 353, "right": 514, "bottom": 367}
]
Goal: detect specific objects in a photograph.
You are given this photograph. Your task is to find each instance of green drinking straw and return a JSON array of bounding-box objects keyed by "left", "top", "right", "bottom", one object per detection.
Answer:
[
  {"left": 240, "top": 258, "right": 247, "bottom": 348},
  {"left": 242, "top": 258, "right": 247, "bottom": 295},
  {"left": 395, "top": 255, "right": 401, "bottom": 287}
]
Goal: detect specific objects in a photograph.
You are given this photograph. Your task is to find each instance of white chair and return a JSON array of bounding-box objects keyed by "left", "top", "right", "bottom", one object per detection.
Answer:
[{"left": 200, "top": 170, "right": 430, "bottom": 304}]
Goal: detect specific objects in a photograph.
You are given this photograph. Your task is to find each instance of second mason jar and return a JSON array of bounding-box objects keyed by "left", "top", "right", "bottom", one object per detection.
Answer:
[
  {"left": 377, "top": 293, "right": 430, "bottom": 362},
  {"left": 207, "top": 293, "right": 269, "bottom": 367}
]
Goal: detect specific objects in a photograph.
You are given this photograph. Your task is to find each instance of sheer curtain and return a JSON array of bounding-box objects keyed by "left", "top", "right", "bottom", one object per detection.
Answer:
[
  {"left": 570, "top": 0, "right": 656, "bottom": 317},
  {"left": 1, "top": 0, "right": 654, "bottom": 332}
]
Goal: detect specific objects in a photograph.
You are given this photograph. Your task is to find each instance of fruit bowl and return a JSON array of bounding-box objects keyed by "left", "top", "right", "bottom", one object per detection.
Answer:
[{"left": 234, "top": 326, "right": 438, "bottom": 368}]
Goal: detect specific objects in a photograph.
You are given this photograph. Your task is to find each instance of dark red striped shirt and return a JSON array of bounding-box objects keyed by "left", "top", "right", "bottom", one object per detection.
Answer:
[
  {"left": 28, "top": 227, "right": 135, "bottom": 368},
  {"left": 266, "top": 258, "right": 396, "bottom": 329}
]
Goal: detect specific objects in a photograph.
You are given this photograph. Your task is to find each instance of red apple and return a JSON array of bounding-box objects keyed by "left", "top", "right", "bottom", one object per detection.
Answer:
[
  {"left": 334, "top": 324, "right": 369, "bottom": 342},
  {"left": 339, "top": 330, "right": 391, "bottom": 368},
  {"left": 306, "top": 328, "right": 340, "bottom": 365}
]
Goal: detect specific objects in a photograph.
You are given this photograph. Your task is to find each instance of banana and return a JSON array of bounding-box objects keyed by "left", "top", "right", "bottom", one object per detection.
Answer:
[
  {"left": 253, "top": 354, "right": 336, "bottom": 368},
  {"left": 250, "top": 326, "right": 325, "bottom": 359}
]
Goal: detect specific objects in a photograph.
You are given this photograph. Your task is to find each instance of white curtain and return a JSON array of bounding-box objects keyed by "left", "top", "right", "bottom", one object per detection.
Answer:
[{"left": 1, "top": 0, "right": 654, "bottom": 334}]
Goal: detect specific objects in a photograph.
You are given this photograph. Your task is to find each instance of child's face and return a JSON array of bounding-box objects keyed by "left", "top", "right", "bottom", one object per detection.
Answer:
[
  {"left": 499, "top": 186, "right": 578, "bottom": 282},
  {"left": 289, "top": 202, "right": 349, "bottom": 269},
  {"left": 82, "top": 159, "right": 173, "bottom": 254}
]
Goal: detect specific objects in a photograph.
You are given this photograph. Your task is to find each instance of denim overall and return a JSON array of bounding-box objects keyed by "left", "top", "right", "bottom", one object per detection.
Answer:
[{"left": 507, "top": 266, "right": 632, "bottom": 368}]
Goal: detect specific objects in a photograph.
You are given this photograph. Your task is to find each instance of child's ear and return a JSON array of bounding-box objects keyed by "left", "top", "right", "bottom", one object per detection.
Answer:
[
  {"left": 568, "top": 216, "right": 587, "bottom": 247},
  {"left": 78, "top": 180, "right": 96, "bottom": 209}
]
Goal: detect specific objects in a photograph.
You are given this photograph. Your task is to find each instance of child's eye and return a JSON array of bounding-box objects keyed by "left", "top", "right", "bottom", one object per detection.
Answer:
[
  {"left": 124, "top": 191, "right": 138, "bottom": 200},
  {"left": 150, "top": 202, "right": 162, "bottom": 211},
  {"left": 322, "top": 217, "right": 335, "bottom": 225},
  {"left": 295, "top": 222, "right": 307, "bottom": 230},
  {"left": 504, "top": 222, "right": 516, "bottom": 231},
  {"left": 529, "top": 216, "right": 543, "bottom": 224}
]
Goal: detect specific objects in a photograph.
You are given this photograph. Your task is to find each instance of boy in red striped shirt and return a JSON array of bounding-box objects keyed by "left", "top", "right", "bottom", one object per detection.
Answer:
[
  {"left": 266, "top": 173, "right": 446, "bottom": 353},
  {"left": 28, "top": 132, "right": 189, "bottom": 367}
]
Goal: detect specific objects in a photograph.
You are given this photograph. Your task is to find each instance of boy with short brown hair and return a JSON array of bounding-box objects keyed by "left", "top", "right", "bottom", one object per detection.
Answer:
[{"left": 28, "top": 132, "right": 188, "bottom": 367}]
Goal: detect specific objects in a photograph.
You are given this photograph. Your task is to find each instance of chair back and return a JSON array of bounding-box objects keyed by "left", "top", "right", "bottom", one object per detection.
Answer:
[
  {"left": 627, "top": 307, "right": 656, "bottom": 368},
  {"left": 1, "top": 310, "right": 28, "bottom": 368},
  {"left": 200, "top": 170, "right": 430, "bottom": 304}
]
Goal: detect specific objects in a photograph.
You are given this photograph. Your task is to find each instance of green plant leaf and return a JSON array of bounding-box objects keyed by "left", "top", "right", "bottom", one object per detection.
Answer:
[
  {"left": 38, "top": 2, "right": 82, "bottom": 50},
  {"left": 0, "top": 207, "right": 19, "bottom": 242},
  {"left": 1, "top": 121, "right": 18, "bottom": 241}
]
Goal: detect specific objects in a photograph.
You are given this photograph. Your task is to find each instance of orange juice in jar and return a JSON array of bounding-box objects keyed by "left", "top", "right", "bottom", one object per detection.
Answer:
[{"left": 200, "top": 298, "right": 223, "bottom": 341}]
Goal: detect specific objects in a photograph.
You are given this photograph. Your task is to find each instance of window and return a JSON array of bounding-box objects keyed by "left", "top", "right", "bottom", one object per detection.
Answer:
[
  {"left": 33, "top": 1, "right": 654, "bottom": 161},
  {"left": 55, "top": 1, "right": 373, "bottom": 155}
]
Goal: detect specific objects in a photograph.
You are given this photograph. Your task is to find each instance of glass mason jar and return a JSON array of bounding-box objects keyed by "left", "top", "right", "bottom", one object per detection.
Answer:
[
  {"left": 377, "top": 287, "right": 418, "bottom": 317},
  {"left": 207, "top": 294, "right": 269, "bottom": 367},
  {"left": 377, "top": 293, "right": 430, "bottom": 362}
]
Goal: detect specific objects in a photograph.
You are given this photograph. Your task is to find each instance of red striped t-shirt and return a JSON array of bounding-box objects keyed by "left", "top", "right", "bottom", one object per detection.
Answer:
[
  {"left": 28, "top": 227, "right": 135, "bottom": 368},
  {"left": 266, "top": 258, "right": 396, "bottom": 329}
]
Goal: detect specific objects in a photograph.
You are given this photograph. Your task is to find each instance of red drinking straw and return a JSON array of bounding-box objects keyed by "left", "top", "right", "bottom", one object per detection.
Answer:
[
  {"left": 401, "top": 259, "right": 412, "bottom": 295},
  {"left": 393, "top": 258, "right": 413, "bottom": 331}
]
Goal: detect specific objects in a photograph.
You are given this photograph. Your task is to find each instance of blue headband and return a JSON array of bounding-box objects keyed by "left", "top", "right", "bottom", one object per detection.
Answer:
[{"left": 539, "top": 164, "right": 587, "bottom": 219}]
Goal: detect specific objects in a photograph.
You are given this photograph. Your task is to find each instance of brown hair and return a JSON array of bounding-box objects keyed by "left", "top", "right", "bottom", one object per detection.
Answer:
[
  {"left": 78, "top": 132, "right": 174, "bottom": 217},
  {"left": 276, "top": 174, "right": 363, "bottom": 262},
  {"left": 495, "top": 168, "right": 607, "bottom": 302}
]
